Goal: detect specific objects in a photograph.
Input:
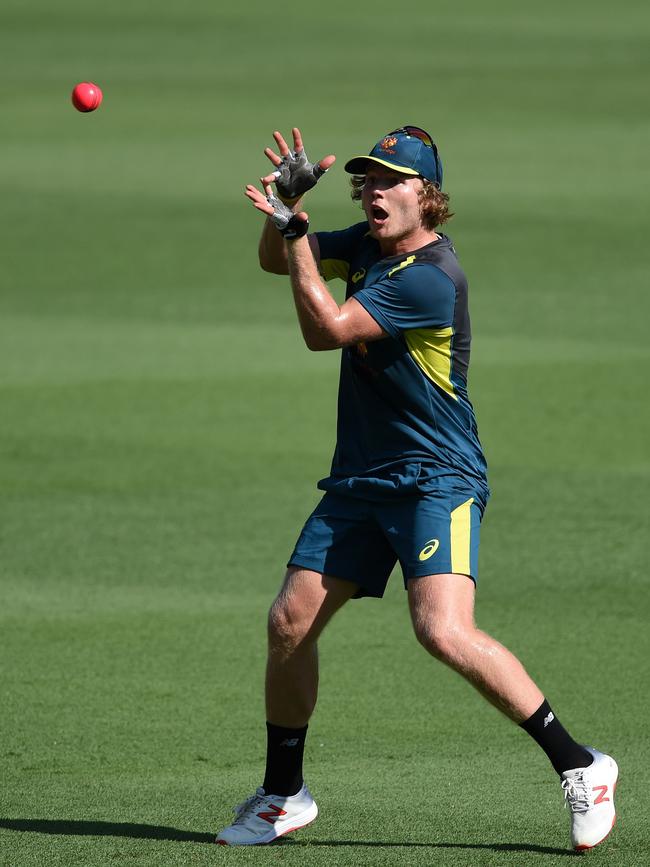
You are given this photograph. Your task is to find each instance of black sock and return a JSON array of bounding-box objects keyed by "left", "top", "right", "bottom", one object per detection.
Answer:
[
  {"left": 520, "top": 699, "right": 593, "bottom": 776},
  {"left": 262, "top": 722, "right": 308, "bottom": 797}
]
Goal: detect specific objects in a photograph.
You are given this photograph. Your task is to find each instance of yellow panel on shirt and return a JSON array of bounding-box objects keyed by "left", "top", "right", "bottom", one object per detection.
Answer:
[
  {"left": 405, "top": 327, "right": 457, "bottom": 401},
  {"left": 319, "top": 258, "right": 350, "bottom": 282}
]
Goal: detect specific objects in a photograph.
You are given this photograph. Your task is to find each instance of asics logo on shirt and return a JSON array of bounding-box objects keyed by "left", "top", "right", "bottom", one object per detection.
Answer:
[{"left": 418, "top": 539, "right": 440, "bottom": 561}]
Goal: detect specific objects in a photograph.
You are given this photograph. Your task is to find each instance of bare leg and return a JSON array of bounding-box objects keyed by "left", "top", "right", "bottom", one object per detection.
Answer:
[
  {"left": 408, "top": 573, "right": 544, "bottom": 722},
  {"left": 266, "top": 567, "right": 359, "bottom": 728}
]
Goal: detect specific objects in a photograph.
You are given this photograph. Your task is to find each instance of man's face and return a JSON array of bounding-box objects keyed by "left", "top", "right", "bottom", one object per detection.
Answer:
[{"left": 360, "top": 164, "right": 425, "bottom": 247}]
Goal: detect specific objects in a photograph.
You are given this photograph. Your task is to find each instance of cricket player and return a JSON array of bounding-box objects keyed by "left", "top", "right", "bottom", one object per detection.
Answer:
[{"left": 216, "top": 126, "right": 618, "bottom": 849}]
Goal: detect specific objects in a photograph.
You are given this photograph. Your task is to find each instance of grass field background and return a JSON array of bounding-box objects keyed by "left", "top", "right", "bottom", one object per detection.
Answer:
[{"left": 1, "top": 1, "right": 649, "bottom": 864}]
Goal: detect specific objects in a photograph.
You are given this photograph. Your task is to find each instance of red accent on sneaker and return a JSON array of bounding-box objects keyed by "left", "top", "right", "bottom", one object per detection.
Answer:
[
  {"left": 574, "top": 778, "right": 619, "bottom": 851},
  {"left": 280, "top": 819, "right": 316, "bottom": 837},
  {"left": 575, "top": 814, "right": 617, "bottom": 851},
  {"left": 257, "top": 804, "right": 288, "bottom": 824},
  {"left": 593, "top": 785, "right": 610, "bottom": 805}
]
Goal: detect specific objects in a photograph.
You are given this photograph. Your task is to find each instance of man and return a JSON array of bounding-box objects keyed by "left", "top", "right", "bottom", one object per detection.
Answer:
[{"left": 216, "top": 127, "right": 617, "bottom": 849}]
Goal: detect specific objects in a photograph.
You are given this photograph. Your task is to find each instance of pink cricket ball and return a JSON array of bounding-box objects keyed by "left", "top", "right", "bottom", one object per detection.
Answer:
[{"left": 72, "top": 82, "right": 103, "bottom": 113}]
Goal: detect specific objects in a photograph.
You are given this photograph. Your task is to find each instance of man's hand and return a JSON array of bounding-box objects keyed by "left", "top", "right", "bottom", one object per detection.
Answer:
[
  {"left": 245, "top": 181, "right": 310, "bottom": 240},
  {"left": 261, "top": 128, "right": 335, "bottom": 204}
]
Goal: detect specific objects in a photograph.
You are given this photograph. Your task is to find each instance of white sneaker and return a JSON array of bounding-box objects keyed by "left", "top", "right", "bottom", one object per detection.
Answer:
[
  {"left": 215, "top": 784, "right": 318, "bottom": 846},
  {"left": 561, "top": 747, "right": 618, "bottom": 850}
]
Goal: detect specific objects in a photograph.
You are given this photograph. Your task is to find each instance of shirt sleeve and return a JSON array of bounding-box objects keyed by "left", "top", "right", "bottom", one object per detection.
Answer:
[
  {"left": 354, "top": 263, "right": 456, "bottom": 338},
  {"left": 315, "top": 222, "right": 369, "bottom": 282}
]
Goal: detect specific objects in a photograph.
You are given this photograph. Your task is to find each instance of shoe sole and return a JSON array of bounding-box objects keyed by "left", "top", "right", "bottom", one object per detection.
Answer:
[
  {"left": 575, "top": 813, "right": 616, "bottom": 851},
  {"left": 215, "top": 803, "right": 318, "bottom": 846}
]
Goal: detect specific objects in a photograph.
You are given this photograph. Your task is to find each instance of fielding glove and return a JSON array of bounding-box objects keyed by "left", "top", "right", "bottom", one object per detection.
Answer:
[
  {"left": 266, "top": 193, "right": 309, "bottom": 239},
  {"left": 273, "top": 148, "right": 328, "bottom": 203}
]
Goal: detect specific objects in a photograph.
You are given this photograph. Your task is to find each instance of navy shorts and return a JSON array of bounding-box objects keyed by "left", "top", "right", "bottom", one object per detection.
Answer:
[{"left": 288, "top": 485, "right": 486, "bottom": 599}]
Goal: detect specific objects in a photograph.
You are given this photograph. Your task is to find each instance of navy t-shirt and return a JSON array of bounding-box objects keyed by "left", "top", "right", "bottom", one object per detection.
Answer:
[{"left": 315, "top": 221, "right": 489, "bottom": 502}]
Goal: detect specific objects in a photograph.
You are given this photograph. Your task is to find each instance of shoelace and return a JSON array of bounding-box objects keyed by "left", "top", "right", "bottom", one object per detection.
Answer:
[
  {"left": 232, "top": 788, "right": 267, "bottom": 824},
  {"left": 562, "top": 773, "right": 590, "bottom": 813}
]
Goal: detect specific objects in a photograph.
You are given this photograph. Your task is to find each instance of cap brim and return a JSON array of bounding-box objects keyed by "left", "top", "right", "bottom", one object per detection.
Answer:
[{"left": 343, "top": 155, "right": 420, "bottom": 176}]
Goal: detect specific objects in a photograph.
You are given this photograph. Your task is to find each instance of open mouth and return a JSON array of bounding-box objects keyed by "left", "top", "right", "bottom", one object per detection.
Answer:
[{"left": 370, "top": 205, "right": 388, "bottom": 225}]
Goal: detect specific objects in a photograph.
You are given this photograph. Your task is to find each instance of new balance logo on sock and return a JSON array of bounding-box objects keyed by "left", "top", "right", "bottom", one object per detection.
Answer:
[
  {"left": 280, "top": 738, "right": 299, "bottom": 747},
  {"left": 543, "top": 712, "right": 555, "bottom": 728}
]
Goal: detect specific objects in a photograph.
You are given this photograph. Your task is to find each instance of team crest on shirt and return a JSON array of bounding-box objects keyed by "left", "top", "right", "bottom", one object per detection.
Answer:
[{"left": 380, "top": 136, "right": 398, "bottom": 154}]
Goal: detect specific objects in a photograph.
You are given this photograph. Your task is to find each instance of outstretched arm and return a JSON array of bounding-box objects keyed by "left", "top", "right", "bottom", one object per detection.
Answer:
[
  {"left": 258, "top": 214, "right": 313, "bottom": 275},
  {"left": 245, "top": 181, "right": 386, "bottom": 351},
  {"left": 286, "top": 232, "right": 387, "bottom": 351},
  {"left": 254, "top": 128, "right": 334, "bottom": 274},
  {"left": 258, "top": 211, "right": 321, "bottom": 276}
]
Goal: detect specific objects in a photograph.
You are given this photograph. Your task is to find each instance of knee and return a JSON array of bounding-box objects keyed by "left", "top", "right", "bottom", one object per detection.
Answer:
[
  {"left": 267, "top": 595, "right": 311, "bottom": 653},
  {"left": 413, "top": 621, "right": 467, "bottom": 665}
]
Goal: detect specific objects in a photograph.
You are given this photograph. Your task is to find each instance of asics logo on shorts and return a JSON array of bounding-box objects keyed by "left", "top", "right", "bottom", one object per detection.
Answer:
[{"left": 418, "top": 539, "right": 440, "bottom": 561}]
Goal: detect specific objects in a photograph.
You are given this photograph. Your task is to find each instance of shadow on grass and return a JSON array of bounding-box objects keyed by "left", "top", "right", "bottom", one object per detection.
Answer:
[
  {"left": 0, "top": 819, "right": 214, "bottom": 844},
  {"left": 0, "top": 818, "right": 577, "bottom": 855}
]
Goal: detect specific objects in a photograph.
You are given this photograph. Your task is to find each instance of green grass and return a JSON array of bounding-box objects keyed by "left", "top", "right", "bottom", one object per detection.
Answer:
[{"left": 1, "top": 0, "right": 649, "bottom": 864}]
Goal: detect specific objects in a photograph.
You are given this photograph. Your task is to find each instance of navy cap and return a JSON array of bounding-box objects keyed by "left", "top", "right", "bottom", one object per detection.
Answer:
[{"left": 344, "top": 126, "right": 443, "bottom": 188}]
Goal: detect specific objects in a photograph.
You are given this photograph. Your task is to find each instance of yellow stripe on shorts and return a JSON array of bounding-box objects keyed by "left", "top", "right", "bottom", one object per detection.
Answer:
[{"left": 450, "top": 497, "right": 474, "bottom": 575}]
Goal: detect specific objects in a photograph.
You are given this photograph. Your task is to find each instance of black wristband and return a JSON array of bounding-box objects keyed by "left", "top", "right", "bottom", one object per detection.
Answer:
[{"left": 280, "top": 215, "right": 309, "bottom": 240}]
